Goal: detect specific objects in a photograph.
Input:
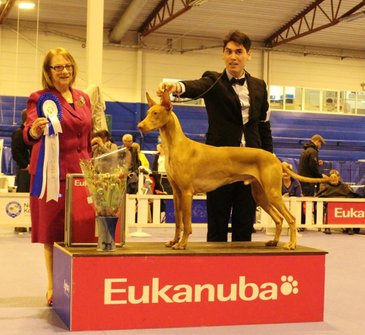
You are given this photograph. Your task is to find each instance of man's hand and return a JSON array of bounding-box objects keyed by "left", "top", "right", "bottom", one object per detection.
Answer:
[{"left": 157, "top": 82, "right": 181, "bottom": 97}]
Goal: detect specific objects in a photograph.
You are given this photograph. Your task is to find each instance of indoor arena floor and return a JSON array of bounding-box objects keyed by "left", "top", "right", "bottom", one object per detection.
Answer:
[{"left": 1, "top": 225, "right": 364, "bottom": 335}]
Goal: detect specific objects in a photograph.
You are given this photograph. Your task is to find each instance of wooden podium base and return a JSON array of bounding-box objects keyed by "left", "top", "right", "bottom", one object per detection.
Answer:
[{"left": 53, "top": 242, "right": 327, "bottom": 331}]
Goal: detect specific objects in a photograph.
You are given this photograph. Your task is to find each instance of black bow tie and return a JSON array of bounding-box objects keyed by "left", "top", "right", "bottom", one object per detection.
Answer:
[{"left": 230, "top": 77, "right": 246, "bottom": 86}]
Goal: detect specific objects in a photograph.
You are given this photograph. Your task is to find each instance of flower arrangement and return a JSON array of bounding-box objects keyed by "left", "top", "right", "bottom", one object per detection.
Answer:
[{"left": 79, "top": 148, "right": 128, "bottom": 217}]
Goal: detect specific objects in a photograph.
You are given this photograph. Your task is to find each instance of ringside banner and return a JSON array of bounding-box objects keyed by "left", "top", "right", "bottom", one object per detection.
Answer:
[
  {"left": 327, "top": 202, "right": 365, "bottom": 224},
  {"left": 55, "top": 253, "right": 325, "bottom": 331}
]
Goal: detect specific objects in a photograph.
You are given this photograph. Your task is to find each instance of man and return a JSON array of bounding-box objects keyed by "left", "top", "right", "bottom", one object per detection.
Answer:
[
  {"left": 121, "top": 134, "right": 141, "bottom": 172},
  {"left": 157, "top": 30, "right": 273, "bottom": 242},
  {"left": 121, "top": 133, "right": 141, "bottom": 193},
  {"left": 11, "top": 109, "right": 32, "bottom": 233},
  {"left": 11, "top": 109, "right": 31, "bottom": 193},
  {"left": 298, "top": 134, "right": 326, "bottom": 196}
]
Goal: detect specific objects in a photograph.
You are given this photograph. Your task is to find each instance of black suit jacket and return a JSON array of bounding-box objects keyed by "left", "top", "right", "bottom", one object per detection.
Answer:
[{"left": 181, "top": 70, "right": 273, "bottom": 152}]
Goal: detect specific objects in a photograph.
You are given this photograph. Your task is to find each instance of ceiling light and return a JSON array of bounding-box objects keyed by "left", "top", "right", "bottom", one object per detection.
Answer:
[
  {"left": 18, "top": 1, "right": 36, "bottom": 10},
  {"left": 339, "top": 11, "right": 365, "bottom": 23}
]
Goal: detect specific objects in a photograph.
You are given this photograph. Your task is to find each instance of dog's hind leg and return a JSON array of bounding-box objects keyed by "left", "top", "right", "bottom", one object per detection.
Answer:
[
  {"left": 262, "top": 204, "right": 284, "bottom": 247},
  {"left": 251, "top": 182, "right": 284, "bottom": 247},
  {"left": 272, "top": 200, "right": 297, "bottom": 250}
]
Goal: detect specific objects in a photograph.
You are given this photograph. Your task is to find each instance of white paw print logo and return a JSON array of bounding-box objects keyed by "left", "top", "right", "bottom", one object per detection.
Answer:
[{"left": 280, "top": 275, "right": 299, "bottom": 295}]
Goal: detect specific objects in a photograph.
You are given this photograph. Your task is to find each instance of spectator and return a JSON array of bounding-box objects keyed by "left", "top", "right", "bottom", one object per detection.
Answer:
[
  {"left": 23, "top": 47, "right": 92, "bottom": 307},
  {"left": 11, "top": 109, "right": 31, "bottom": 193},
  {"left": 157, "top": 30, "right": 273, "bottom": 242},
  {"left": 11, "top": 109, "right": 32, "bottom": 233},
  {"left": 152, "top": 143, "right": 172, "bottom": 194},
  {"left": 282, "top": 166, "right": 303, "bottom": 231},
  {"left": 316, "top": 169, "right": 361, "bottom": 235},
  {"left": 282, "top": 168, "right": 303, "bottom": 197},
  {"left": 91, "top": 129, "right": 117, "bottom": 157},
  {"left": 121, "top": 134, "right": 141, "bottom": 193},
  {"left": 121, "top": 134, "right": 141, "bottom": 173},
  {"left": 131, "top": 142, "right": 150, "bottom": 170},
  {"left": 298, "top": 134, "right": 326, "bottom": 196}
]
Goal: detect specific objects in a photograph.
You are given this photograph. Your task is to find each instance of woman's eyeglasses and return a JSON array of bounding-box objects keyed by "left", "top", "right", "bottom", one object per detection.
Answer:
[{"left": 49, "top": 64, "right": 73, "bottom": 72}]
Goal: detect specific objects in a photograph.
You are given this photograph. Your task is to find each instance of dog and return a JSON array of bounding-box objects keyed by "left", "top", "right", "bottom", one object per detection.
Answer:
[{"left": 138, "top": 91, "right": 328, "bottom": 250}]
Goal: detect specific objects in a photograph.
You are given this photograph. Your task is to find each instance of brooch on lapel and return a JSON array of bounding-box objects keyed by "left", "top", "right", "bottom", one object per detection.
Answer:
[{"left": 75, "top": 96, "right": 86, "bottom": 107}]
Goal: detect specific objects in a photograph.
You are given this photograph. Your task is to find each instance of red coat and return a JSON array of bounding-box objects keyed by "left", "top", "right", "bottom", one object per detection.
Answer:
[{"left": 23, "top": 88, "right": 92, "bottom": 244}]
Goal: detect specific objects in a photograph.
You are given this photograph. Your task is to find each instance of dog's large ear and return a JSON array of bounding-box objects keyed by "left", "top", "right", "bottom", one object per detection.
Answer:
[
  {"left": 161, "top": 89, "right": 172, "bottom": 111},
  {"left": 146, "top": 92, "right": 157, "bottom": 107}
]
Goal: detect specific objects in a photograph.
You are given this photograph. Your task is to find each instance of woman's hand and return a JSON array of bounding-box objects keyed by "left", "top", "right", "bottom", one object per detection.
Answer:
[
  {"left": 30, "top": 117, "right": 49, "bottom": 139},
  {"left": 91, "top": 137, "right": 103, "bottom": 147}
]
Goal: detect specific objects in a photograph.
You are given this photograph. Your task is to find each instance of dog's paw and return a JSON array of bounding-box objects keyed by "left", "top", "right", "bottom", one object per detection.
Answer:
[
  {"left": 265, "top": 240, "right": 279, "bottom": 247},
  {"left": 165, "top": 240, "right": 177, "bottom": 248},
  {"left": 283, "top": 242, "right": 296, "bottom": 250},
  {"left": 171, "top": 243, "right": 186, "bottom": 250}
]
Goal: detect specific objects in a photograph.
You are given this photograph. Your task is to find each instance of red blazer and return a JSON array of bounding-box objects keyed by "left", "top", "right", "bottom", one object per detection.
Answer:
[{"left": 23, "top": 88, "right": 92, "bottom": 181}]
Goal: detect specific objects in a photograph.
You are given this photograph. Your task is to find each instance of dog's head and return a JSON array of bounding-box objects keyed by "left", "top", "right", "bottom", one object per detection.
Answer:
[{"left": 137, "top": 91, "right": 172, "bottom": 133}]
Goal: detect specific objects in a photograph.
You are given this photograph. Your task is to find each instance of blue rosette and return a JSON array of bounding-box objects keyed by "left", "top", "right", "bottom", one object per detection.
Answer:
[{"left": 31, "top": 93, "right": 63, "bottom": 199}]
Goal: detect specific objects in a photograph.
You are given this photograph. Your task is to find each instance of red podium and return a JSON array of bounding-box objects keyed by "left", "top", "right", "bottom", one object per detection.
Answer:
[{"left": 53, "top": 242, "right": 326, "bottom": 331}]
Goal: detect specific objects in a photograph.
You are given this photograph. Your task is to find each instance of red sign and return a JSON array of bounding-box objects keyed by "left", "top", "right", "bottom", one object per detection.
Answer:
[
  {"left": 66, "top": 254, "right": 325, "bottom": 330},
  {"left": 327, "top": 202, "right": 365, "bottom": 224},
  {"left": 70, "top": 177, "right": 97, "bottom": 243},
  {"left": 70, "top": 177, "right": 122, "bottom": 244}
]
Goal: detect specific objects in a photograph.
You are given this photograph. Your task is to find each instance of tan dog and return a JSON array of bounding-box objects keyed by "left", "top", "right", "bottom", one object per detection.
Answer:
[{"left": 138, "top": 91, "right": 327, "bottom": 250}]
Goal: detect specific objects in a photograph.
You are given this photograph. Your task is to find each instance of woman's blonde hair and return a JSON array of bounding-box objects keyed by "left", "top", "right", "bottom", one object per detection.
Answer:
[{"left": 41, "top": 47, "right": 78, "bottom": 89}]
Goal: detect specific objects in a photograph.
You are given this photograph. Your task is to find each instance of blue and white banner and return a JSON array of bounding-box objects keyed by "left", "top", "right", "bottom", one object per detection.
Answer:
[{"left": 31, "top": 93, "right": 63, "bottom": 202}]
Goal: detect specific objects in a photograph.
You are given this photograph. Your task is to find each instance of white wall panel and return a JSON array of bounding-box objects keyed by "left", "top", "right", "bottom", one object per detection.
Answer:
[
  {"left": 269, "top": 52, "right": 365, "bottom": 91},
  {"left": 1, "top": 26, "right": 365, "bottom": 102}
]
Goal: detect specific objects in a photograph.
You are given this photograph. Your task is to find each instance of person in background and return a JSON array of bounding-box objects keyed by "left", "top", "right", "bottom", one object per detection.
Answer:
[
  {"left": 282, "top": 168, "right": 303, "bottom": 197},
  {"left": 157, "top": 30, "right": 273, "bottom": 242},
  {"left": 316, "top": 169, "right": 361, "bottom": 235},
  {"left": 121, "top": 133, "right": 141, "bottom": 193},
  {"left": 152, "top": 143, "right": 172, "bottom": 194},
  {"left": 298, "top": 134, "right": 326, "bottom": 196},
  {"left": 131, "top": 142, "right": 150, "bottom": 170},
  {"left": 91, "top": 129, "right": 117, "bottom": 157},
  {"left": 121, "top": 133, "right": 141, "bottom": 173},
  {"left": 282, "top": 166, "right": 303, "bottom": 231},
  {"left": 11, "top": 109, "right": 32, "bottom": 233},
  {"left": 11, "top": 109, "right": 31, "bottom": 193},
  {"left": 23, "top": 47, "right": 92, "bottom": 307}
]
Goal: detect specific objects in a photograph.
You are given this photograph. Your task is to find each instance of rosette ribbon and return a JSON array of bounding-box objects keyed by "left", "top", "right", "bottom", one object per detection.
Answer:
[{"left": 31, "top": 93, "right": 63, "bottom": 202}]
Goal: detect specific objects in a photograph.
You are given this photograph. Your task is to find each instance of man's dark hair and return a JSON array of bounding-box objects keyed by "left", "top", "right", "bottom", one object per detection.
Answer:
[{"left": 223, "top": 30, "right": 251, "bottom": 52}]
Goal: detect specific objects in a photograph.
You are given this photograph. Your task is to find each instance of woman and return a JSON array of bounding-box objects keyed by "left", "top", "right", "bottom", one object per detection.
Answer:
[
  {"left": 23, "top": 47, "right": 92, "bottom": 306},
  {"left": 91, "top": 129, "right": 117, "bottom": 157}
]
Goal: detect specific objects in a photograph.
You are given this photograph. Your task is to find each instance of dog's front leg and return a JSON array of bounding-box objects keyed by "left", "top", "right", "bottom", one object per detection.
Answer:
[
  {"left": 171, "top": 193, "right": 193, "bottom": 250},
  {"left": 165, "top": 191, "right": 183, "bottom": 248}
]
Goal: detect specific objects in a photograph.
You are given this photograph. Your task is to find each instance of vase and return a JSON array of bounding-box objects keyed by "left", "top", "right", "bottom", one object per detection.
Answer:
[{"left": 96, "top": 216, "right": 118, "bottom": 251}]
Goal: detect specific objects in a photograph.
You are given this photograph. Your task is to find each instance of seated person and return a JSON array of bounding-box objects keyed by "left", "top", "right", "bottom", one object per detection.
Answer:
[
  {"left": 282, "top": 168, "right": 304, "bottom": 231},
  {"left": 316, "top": 169, "right": 361, "bottom": 235},
  {"left": 282, "top": 168, "right": 303, "bottom": 197}
]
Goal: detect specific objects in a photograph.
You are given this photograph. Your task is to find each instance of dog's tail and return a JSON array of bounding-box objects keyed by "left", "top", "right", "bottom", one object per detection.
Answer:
[{"left": 282, "top": 162, "right": 329, "bottom": 183}]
